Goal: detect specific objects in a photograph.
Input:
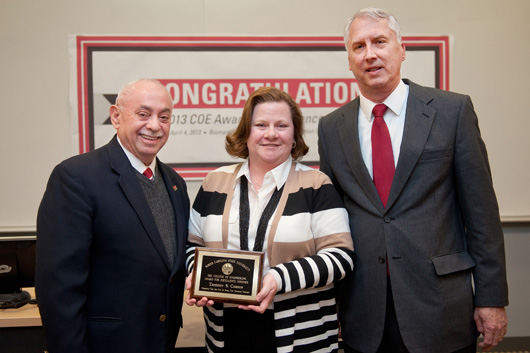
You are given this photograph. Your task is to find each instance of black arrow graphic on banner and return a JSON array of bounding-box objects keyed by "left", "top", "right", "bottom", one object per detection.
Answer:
[{"left": 102, "top": 94, "right": 118, "bottom": 125}]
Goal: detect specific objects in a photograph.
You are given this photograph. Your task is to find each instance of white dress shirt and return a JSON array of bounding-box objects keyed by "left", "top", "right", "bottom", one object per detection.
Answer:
[
  {"left": 117, "top": 136, "right": 157, "bottom": 178},
  {"left": 227, "top": 156, "right": 292, "bottom": 275}
]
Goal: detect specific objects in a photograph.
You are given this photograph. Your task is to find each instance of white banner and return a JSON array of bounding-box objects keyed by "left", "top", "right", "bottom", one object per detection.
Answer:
[{"left": 69, "top": 35, "right": 450, "bottom": 179}]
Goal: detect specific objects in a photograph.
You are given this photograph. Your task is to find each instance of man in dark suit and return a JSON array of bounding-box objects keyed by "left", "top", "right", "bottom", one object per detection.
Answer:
[
  {"left": 36, "top": 79, "right": 190, "bottom": 353},
  {"left": 318, "top": 8, "right": 508, "bottom": 353}
]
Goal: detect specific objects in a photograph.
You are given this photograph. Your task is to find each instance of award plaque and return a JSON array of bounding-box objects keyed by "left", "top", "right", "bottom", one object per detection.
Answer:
[{"left": 190, "top": 248, "right": 264, "bottom": 305}]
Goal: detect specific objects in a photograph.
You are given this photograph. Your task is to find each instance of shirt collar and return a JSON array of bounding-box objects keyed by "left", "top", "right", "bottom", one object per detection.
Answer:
[
  {"left": 359, "top": 79, "right": 408, "bottom": 121},
  {"left": 116, "top": 136, "right": 157, "bottom": 177},
  {"left": 236, "top": 155, "right": 292, "bottom": 190}
]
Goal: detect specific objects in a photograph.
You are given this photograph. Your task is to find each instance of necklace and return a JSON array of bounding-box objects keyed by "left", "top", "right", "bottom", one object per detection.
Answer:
[{"left": 239, "top": 175, "right": 284, "bottom": 252}]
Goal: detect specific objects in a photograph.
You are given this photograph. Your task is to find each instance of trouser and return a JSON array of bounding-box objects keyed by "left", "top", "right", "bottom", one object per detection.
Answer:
[{"left": 344, "top": 278, "right": 477, "bottom": 353}]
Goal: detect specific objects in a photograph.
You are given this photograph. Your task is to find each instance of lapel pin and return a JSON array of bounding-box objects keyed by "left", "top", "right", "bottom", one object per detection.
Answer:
[{"left": 173, "top": 185, "right": 178, "bottom": 191}]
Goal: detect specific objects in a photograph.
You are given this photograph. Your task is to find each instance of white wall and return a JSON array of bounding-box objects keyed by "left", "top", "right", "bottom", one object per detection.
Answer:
[{"left": 1, "top": 0, "right": 529, "bottom": 338}]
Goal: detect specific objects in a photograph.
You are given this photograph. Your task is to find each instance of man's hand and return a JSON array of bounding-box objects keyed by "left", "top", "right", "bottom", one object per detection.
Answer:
[
  {"left": 474, "top": 306, "right": 507, "bottom": 351},
  {"left": 185, "top": 272, "right": 214, "bottom": 307}
]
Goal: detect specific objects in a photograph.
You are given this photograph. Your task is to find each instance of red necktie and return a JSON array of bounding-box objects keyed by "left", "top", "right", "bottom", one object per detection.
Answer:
[
  {"left": 371, "top": 104, "right": 394, "bottom": 207},
  {"left": 143, "top": 167, "right": 154, "bottom": 181}
]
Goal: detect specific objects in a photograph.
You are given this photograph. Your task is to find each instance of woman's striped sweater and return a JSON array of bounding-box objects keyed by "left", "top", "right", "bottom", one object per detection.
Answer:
[{"left": 186, "top": 161, "right": 355, "bottom": 353}]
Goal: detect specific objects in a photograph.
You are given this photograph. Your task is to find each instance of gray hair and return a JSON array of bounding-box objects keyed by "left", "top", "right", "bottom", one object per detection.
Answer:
[
  {"left": 115, "top": 79, "right": 168, "bottom": 109},
  {"left": 343, "top": 8, "right": 402, "bottom": 50}
]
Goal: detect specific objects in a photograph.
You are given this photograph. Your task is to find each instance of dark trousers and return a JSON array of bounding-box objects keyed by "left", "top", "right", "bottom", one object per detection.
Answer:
[
  {"left": 344, "top": 343, "right": 476, "bottom": 353},
  {"left": 344, "top": 279, "right": 477, "bottom": 353},
  {"left": 224, "top": 308, "right": 276, "bottom": 353}
]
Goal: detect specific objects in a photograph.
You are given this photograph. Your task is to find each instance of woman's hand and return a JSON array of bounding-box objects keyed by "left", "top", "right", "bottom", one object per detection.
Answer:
[
  {"left": 238, "top": 272, "right": 277, "bottom": 314},
  {"left": 185, "top": 272, "right": 214, "bottom": 307}
]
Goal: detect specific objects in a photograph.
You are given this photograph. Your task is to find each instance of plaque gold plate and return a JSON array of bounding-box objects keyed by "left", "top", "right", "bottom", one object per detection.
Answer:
[{"left": 190, "top": 248, "right": 264, "bottom": 305}]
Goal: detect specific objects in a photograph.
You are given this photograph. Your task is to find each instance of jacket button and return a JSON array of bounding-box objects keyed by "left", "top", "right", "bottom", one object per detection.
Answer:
[
  {"left": 384, "top": 216, "right": 391, "bottom": 223},
  {"left": 378, "top": 256, "right": 385, "bottom": 264},
  {"left": 159, "top": 315, "right": 167, "bottom": 322}
]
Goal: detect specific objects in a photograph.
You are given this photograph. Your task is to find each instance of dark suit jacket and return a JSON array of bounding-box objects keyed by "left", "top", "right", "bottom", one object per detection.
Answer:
[
  {"left": 318, "top": 80, "right": 508, "bottom": 353},
  {"left": 36, "top": 135, "right": 190, "bottom": 353}
]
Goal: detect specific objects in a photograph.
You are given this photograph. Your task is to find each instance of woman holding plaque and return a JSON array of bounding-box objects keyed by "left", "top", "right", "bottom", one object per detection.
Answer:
[{"left": 185, "top": 86, "right": 355, "bottom": 353}]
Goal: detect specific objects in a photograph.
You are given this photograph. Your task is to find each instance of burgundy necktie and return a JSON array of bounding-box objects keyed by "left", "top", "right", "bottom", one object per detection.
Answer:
[
  {"left": 371, "top": 104, "right": 394, "bottom": 207},
  {"left": 143, "top": 167, "right": 154, "bottom": 181}
]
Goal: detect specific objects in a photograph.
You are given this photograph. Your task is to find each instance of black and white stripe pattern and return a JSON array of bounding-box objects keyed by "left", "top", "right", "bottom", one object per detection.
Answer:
[{"left": 270, "top": 248, "right": 353, "bottom": 294}]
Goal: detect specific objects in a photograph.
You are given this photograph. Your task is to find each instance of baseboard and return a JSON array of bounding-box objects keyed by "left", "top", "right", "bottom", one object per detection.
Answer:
[{"left": 174, "top": 348, "right": 206, "bottom": 352}]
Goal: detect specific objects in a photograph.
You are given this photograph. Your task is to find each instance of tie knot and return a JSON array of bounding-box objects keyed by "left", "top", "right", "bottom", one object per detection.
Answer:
[
  {"left": 372, "top": 104, "right": 388, "bottom": 119},
  {"left": 143, "top": 167, "right": 154, "bottom": 180}
]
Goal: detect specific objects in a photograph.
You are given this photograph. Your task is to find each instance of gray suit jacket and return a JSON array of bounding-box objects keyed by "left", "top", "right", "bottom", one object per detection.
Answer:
[{"left": 318, "top": 80, "right": 508, "bottom": 353}]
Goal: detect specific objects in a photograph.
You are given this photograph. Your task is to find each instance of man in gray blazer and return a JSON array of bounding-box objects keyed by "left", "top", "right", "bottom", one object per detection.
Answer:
[{"left": 318, "top": 8, "right": 508, "bottom": 353}]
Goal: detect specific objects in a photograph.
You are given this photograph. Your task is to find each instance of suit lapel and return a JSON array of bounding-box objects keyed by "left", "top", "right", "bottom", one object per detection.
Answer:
[
  {"left": 337, "top": 100, "right": 385, "bottom": 212},
  {"left": 385, "top": 81, "right": 436, "bottom": 210},
  {"left": 107, "top": 137, "right": 172, "bottom": 272}
]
